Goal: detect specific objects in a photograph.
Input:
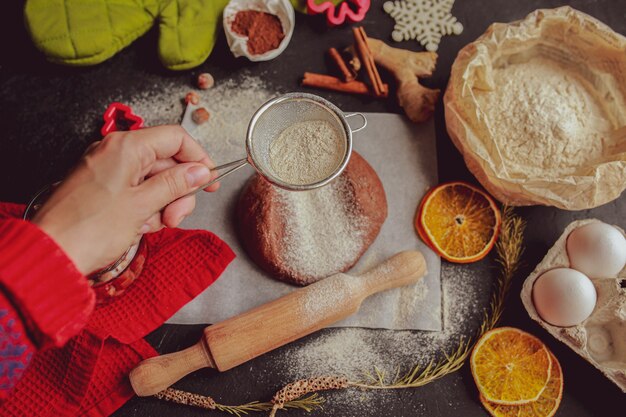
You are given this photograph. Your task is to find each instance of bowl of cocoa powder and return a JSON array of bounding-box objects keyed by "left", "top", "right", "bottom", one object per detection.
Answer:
[{"left": 223, "top": 0, "right": 295, "bottom": 61}]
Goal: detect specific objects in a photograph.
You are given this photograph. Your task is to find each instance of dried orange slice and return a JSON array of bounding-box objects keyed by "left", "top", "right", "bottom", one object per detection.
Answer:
[
  {"left": 415, "top": 182, "right": 501, "bottom": 263},
  {"left": 480, "top": 352, "right": 563, "bottom": 417},
  {"left": 471, "top": 327, "right": 552, "bottom": 405}
]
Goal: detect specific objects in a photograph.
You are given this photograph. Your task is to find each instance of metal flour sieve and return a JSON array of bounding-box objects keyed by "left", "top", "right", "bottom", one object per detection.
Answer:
[{"left": 199, "top": 92, "right": 367, "bottom": 191}]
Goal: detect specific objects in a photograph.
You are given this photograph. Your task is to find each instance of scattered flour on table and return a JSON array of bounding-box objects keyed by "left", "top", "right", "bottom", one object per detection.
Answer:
[
  {"left": 69, "top": 75, "right": 276, "bottom": 176},
  {"left": 269, "top": 120, "right": 344, "bottom": 185},
  {"left": 277, "top": 263, "right": 483, "bottom": 381},
  {"left": 125, "top": 74, "right": 278, "bottom": 163},
  {"left": 275, "top": 175, "right": 369, "bottom": 283},
  {"left": 477, "top": 55, "right": 615, "bottom": 177}
]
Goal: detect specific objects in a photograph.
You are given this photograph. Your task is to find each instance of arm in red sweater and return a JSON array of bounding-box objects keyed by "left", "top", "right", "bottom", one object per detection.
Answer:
[{"left": 0, "top": 217, "right": 95, "bottom": 398}]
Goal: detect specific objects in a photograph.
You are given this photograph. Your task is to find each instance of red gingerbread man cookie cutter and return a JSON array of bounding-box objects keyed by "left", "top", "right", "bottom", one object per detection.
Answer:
[
  {"left": 100, "top": 102, "right": 144, "bottom": 137},
  {"left": 307, "top": 0, "right": 371, "bottom": 27}
]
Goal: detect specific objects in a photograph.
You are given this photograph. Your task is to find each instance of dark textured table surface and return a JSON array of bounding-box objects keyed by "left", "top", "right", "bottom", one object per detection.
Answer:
[{"left": 1, "top": 1, "right": 625, "bottom": 416}]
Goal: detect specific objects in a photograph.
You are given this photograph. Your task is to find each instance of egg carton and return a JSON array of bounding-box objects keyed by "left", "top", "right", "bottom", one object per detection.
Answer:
[{"left": 521, "top": 219, "right": 626, "bottom": 392}]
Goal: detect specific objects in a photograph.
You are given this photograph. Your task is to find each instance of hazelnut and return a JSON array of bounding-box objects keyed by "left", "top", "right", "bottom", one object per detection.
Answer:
[
  {"left": 185, "top": 91, "right": 200, "bottom": 105},
  {"left": 197, "top": 73, "right": 214, "bottom": 90},
  {"left": 192, "top": 107, "right": 210, "bottom": 125}
]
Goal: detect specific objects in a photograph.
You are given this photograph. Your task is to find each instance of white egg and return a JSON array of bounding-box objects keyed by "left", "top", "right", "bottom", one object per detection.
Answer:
[
  {"left": 532, "top": 268, "right": 597, "bottom": 327},
  {"left": 566, "top": 222, "right": 626, "bottom": 278}
]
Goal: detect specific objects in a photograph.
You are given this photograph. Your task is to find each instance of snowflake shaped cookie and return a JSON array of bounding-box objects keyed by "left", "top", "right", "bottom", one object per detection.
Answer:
[{"left": 383, "top": 0, "right": 463, "bottom": 51}]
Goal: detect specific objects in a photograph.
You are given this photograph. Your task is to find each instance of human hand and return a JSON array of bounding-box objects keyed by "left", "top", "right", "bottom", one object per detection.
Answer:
[{"left": 32, "top": 125, "right": 218, "bottom": 274}]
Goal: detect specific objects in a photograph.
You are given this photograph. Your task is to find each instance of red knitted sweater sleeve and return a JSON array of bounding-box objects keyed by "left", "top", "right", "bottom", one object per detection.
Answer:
[{"left": 0, "top": 217, "right": 95, "bottom": 398}]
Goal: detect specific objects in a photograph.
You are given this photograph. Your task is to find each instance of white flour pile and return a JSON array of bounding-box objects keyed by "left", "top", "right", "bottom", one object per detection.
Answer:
[
  {"left": 275, "top": 175, "right": 368, "bottom": 282},
  {"left": 477, "top": 55, "right": 615, "bottom": 176},
  {"left": 269, "top": 120, "right": 344, "bottom": 185}
]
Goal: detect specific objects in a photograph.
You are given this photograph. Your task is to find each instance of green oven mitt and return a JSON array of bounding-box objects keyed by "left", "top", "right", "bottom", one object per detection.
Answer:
[
  {"left": 24, "top": 0, "right": 320, "bottom": 70},
  {"left": 24, "top": 0, "right": 230, "bottom": 70}
]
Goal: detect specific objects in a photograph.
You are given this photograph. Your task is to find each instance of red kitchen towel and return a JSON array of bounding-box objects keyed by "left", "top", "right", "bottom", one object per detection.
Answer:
[{"left": 0, "top": 202, "right": 235, "bottom": 416}]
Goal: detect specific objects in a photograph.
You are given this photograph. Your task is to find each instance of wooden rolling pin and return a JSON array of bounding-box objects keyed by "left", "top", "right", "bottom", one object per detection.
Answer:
[{"left": 130, "top": 250, "right": 427, "bottom": 396}]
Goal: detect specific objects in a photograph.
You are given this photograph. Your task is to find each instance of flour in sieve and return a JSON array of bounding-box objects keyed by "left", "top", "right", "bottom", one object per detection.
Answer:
[
  {"left": 275, "top": 175, "right": 369, "bottom": 282},
  {"left": 477, "top": 55, "right": 615, "bottom": 177},
  {"left": 269, "top": 120, "right": 344, "bottom": 185}
]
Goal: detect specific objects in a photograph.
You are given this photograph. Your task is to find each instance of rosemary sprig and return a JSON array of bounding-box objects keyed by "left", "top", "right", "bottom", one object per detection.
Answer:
[
  {"left": 482, "top": 206, "right": 525, "bottom": 332},
  {"left": 215, "top": 401, "right": 274, "bottom": 417},
  {"left": 282, "top": 394, "right": 325, "bottom": 412},
  {"left": 350, "top": 339, "right": 471, "bottom": 389},
  {"left": 214, "top": 394, "right": 324, "bottom": 417}
]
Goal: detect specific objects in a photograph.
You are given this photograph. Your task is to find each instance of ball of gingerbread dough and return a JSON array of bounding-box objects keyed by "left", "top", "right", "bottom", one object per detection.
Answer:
[{"left": 236, "top": 151, "right": 387, "bottom": 285}]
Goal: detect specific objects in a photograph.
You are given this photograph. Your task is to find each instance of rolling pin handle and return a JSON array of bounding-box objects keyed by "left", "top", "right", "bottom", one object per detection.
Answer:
[{"left": 129, "top": 339, "right": 215, "bottom": 397}]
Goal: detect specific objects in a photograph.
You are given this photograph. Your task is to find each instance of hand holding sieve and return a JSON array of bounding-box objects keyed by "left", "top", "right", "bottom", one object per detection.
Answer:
[{"left": 186, "top": 92, "right": 367, "bottom": 193}]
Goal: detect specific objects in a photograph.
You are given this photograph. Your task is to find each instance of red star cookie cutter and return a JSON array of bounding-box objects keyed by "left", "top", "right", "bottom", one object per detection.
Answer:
[
  {"left": 100, "top": 102, "right": 144, "bottom": 137},
  {"left": 307, "top": 0, "right": 371, "bottom": 27}
]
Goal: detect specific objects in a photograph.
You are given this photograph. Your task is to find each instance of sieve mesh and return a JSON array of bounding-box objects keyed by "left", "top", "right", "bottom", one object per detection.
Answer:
[{"left": 246, "top": 93, "right": 352, "bottom": 190}]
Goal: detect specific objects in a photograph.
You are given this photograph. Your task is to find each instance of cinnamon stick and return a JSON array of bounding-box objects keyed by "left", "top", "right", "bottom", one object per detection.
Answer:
[
  {"left": 353, "top": 27, "right": 385, "bottom": 97},
  {"left": 302, "top": 72, "right": 388, "bottom": 97},
  {"left": 359, "top": 27, "right": 385, "bottom": 96},
  {"left": 328, "top": 47, "right": 355, "bottom": 82}
]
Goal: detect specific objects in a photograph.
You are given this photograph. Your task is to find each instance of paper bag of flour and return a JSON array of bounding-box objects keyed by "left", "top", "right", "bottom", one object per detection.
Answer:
[{"left": 444, "top": 7, "right": 626, "bottom": 210}]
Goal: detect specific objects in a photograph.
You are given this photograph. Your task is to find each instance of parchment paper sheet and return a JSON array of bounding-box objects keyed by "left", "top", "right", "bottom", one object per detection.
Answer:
[{"left": 169, "top": 113, "right": 442, "bottom": 331}]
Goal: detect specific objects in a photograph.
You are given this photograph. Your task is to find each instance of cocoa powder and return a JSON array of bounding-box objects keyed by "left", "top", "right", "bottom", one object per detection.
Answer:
[{"left": 231, "top": 10, "right": 285, "bottom": 55}]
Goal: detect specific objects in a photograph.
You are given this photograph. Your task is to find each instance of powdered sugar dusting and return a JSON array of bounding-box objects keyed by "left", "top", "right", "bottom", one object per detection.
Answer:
[{"left": 275, "top": 175, "right": 370, "bottom": 283}]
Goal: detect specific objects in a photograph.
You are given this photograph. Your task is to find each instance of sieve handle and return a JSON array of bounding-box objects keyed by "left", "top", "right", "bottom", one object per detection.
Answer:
[
  {"left": 344, "top": 113, "right": 367, "bottom": 133},
  {"left": 196, "top": 158, "right": 249, "bottom": 191}
]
